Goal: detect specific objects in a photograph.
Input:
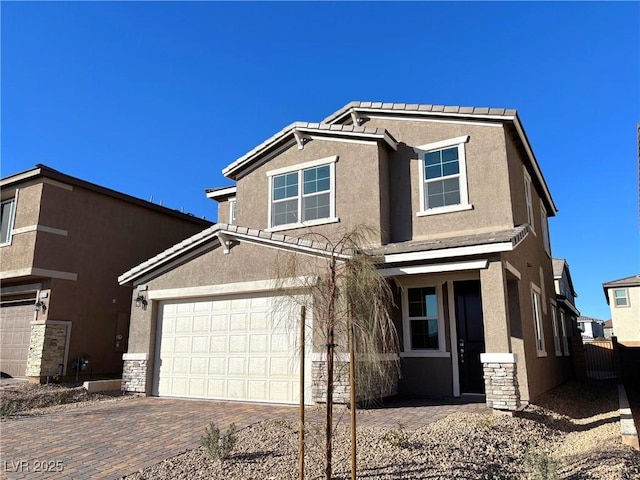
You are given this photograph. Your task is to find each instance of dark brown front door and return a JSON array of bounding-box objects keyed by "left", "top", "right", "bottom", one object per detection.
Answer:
[{"left": 454, "top": 280, "right": 485, "bottom": 394}]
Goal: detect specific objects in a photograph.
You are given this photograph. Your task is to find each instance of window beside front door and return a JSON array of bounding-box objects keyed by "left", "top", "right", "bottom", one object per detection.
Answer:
[
  {"left": 531, "top": 284, "right": 546, "bottom": 356},
  {"left": 415, "top": 136, "right": 472, "bottom": 216},
  {"left": 267, "top": 156, "right": 338, "bottom": 230},
  {"left": 402, "top": 285, "right": 447, "bottom": 356}
]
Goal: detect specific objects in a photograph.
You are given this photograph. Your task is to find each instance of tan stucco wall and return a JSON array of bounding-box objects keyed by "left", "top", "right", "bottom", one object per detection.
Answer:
[
  {"left": 0, "top": 183, "right": 42, "bottom": 273},
  {"left": 236, "top": 139, "right": 389, "bottom": 245},
  {"left": 608, "top": 286, "right": 640, "bottom": 342},
  {"left": 364, "top": 118, "right": 515, "bottom": 241},
  {"left": 502, "top": 232, "right": 569, "bottom": 403}
]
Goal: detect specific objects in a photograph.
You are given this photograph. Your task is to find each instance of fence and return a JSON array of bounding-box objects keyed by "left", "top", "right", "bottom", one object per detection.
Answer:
[{"left": 583, "top": 339, "right": 616, "bottom": 381}]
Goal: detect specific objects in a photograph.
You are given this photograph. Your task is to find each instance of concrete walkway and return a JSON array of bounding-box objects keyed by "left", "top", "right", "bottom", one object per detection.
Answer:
[{"left": 0, "top": 396, "right": 488, "bottom": 480}]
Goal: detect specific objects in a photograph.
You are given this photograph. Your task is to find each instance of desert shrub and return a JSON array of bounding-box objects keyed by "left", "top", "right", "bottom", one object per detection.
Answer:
[
  {"left": 201, "top": 422, "right": 237, "bottom": 461},
  {"left": 0, "top": 400, "right": 16, "bottom": 418},
  {"left": 383, "top": 423, "right": 410, "bottom": 449},
  {"left": 525, "top": 449, "right": 559, "bottom": 480}
]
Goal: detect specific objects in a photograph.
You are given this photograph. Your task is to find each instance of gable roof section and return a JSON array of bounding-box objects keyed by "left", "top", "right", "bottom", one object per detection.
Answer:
[
  {"left": 118, "top": 223, "right": 352, "bottom": 285},
  {"left": 552, "top": 258, "right": 578, "bottom": 298},
  {"left": 323, "top": 101, "right": 557, "bottom": 216},
  {"left": 222, "top": 122, "right": 398, "bottom": 180},
  {"left": 1, "top": 164, "right": 212, "bottom": 226}
]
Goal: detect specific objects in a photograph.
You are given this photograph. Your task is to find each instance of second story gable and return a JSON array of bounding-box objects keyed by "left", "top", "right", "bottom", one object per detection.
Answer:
[{"left": 209, "top": 102, "right": 557, "bottom": 248}]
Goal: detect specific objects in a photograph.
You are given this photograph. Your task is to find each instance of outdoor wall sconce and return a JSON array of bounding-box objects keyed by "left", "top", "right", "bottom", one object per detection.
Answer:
[
  {"left": 135, "top": 294, "right": 148, "bottom": 310},
  {"left": 34, "top": 300, "right": 47, "bottom": 312}
]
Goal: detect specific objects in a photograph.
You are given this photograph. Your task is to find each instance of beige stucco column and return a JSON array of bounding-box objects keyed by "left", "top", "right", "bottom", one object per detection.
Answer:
[
  {"left": 480, "top": 260, "right": 511, "bottom": 353},
  {"left": 480, "top": 261, "right": 521, "bottom": 411}
]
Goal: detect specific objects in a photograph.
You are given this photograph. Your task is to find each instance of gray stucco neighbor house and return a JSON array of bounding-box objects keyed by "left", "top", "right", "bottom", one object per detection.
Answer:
[{"left": 118, "top": 102, "right": 577, "bottom": 411}]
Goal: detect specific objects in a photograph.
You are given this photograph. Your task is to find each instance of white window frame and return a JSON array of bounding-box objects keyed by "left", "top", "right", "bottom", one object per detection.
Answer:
[
  {"left": 228, "top": 197, "right": 236, "bottom": 225},
  {"left": 400, "top": 283, "right": 448, "bottom": 357},
  {"left": 531, "top": 283, "right": 546, "bottom": 357},
  {"left": 559, "top": 310, "right": 570, "bottom": 356},
  {"left": 524, "top": 168, "right": 535, "bottom": 234},
  {"left": 613, "top": 288, "right": 630, "bottom": 308},
  {"left": 266, "top": 156, "right": 338, "bottom": 231},
  {"left": 0, "top": 197, "right": 16, "bottom": 246},
  {"left": 415, "top": 135, "right": 472, "bottom": 217},
  {"left": 540, "top": 201, "right": 550, "bottom": 255},
  {"left": 550, "top": 302, "right": 562, "bottom": 357}
]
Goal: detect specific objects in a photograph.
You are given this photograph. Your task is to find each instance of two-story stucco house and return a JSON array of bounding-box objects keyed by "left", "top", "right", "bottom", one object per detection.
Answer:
[
  {"left": 0, "top": 165, "right": 211, "bottom": 381},
  {"left": 603, "top": 275, "right": 640, "bottom": 346},
  {"left": 119, "top": 102, "right": 575, "bottom": 412}
]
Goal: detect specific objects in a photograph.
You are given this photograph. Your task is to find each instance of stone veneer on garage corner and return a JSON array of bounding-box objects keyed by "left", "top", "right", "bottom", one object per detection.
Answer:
[
  {"left": 26, "top": 322, "right": 69, "bottom": 378},
  {"left": 122, "top": 353, "right": 148, "bottom": 393},
  {"left": 480, "top": 353, "right": 521, "bottom": 411}
]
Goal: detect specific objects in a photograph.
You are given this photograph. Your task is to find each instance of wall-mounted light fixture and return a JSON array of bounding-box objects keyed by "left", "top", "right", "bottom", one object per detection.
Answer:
[
  {"left": 35, "top": 300, "right": 47, "bottom": 312},
  {"left": 135, "top": 294, "right": 148, "bottom": 310}
]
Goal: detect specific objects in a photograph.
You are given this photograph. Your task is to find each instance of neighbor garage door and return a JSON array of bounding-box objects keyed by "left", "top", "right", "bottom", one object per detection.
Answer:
[
  {"left": 153, "top": 293, "right": 309, "bottom": 404},
  {"left": 0, "top": 299, "right": 35, "bottom": 377}
]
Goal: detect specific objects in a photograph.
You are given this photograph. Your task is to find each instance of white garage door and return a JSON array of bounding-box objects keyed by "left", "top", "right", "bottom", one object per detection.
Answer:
[{"left": 153, "top": 293, "right": 310, "bottom": 404}]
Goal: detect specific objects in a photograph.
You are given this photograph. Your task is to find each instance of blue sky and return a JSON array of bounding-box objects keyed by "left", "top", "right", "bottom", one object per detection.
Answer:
[{"left": 2, "top": 2, "right": 638, "bottom": 320}]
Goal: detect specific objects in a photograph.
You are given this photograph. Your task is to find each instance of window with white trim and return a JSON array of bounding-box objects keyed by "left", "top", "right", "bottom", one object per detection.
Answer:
[
  {"left": 551, "top": 304, "right": 562, "bottom": 356},
  {"left": 267, "top": 157, "right": 337, "bottom": 229},
  {"left": 0, "top": 198, "right": 16, "bottom": 245},
  {"left": 228, "top": 198, "right": 237, "bottom": 225},
  {"left": 540, "top": 201, "right": 550, "bottom": 255},
  {"left": 403, "top": 285, "right": 445, "bottom": 353},
  {"left": 416, "top": 136, "right": 471, "bottom": 216},
  {"left": 613, "top": 288, "right": 629, "bottom": 307},
  {"left": 524, "top": 168, "right": 535, "bottom": 232},
  {"left": 559, "top": 310, "right": 570, "bottom": 356},
  {"left": 531, "top": 284, "right": 546, "bottom": 356}
]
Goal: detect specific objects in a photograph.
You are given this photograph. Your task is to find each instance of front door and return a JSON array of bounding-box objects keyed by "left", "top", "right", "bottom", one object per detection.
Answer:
[{"left": 454, "top": 280, "right": 485, "bottom": 394}]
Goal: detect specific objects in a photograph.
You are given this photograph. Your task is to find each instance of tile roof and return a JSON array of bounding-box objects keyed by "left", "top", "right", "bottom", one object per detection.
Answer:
[
  {"left": 552, "top": 258, "right": 567, "bottom": 277},
  {"left": 577, "top": 316, "right": 605, "bottom": 324},
  {"left": 118, "top": 223, "right": 351, "bottom": 285},
  {"left": 222, "top": 121, "right": 397, "bottom": 179},
  {"left": 368, "top": 225, "right": 529, "bottom": 256},
  {"left": 323, "top": 101, "right": 518, "bottom": 124},
  {"left": 603, "top": 274, "right": 640, "bottom": 288}
]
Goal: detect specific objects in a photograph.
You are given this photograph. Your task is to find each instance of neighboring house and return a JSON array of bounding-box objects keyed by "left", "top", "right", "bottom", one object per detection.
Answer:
[
  {"left": 603, "top": 320, "right": 614, "bottom": 339},
  {"left": 0, "top": 165, "right": 211, "bottom": 381},
  {"left": 576, "top": 316, "right": 605, "bottom": 341},
  {"left": 603, "top": 275, "right": 640, "bottom": 345},
  {"left": 119, "top": 101, "right": 575, "bottom": 412},
  {"left": 551, "top": 259, "right": 580, "bottom": 356}
]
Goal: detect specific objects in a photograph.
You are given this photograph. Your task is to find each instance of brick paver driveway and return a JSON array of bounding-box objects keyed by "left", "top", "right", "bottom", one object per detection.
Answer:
[{"left": 0, "top": 396, "right": 488, "bottom": 479}]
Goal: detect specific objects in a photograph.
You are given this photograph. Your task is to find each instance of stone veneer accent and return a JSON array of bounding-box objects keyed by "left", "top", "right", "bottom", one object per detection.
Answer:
[
  {"left": 480, "top": 352, "right": 520, "bottom": 411},
  {"left": 312, "top": 357, "right": 398, "bottom": 404},
  {"left": 26, "top": 322, "right": 68, "bottom": 377},
  {"left": 122, "top": 353, "right": 149, "bottom": 393}
]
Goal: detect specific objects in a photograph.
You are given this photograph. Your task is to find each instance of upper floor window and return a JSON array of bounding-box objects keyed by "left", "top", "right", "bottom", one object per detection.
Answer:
[
  {"left": 267, "top": 156, "right": 338, "bottom": 230},
  {"left": 415, "top": 136, "right": 471, "bottom": 216},
  {"left": 1, "top": 198, "right": 16, "bottom": 245},
  {"left": 524, "top": 168, "right": 535, "bottom": 232},
  {"left": 613, "top": 288, "right": 629, "bottom": 307},
  {"left": 228, "top": 198, "right": 237, "bottom": 225},
  {"left": 540, "top": 201, "right": 550, "bottom": 255}
]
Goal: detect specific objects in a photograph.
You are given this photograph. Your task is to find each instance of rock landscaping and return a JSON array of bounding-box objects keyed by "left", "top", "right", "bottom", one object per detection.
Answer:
[{"left": 123, "top": 381, "right": 640, "bottom": 480}]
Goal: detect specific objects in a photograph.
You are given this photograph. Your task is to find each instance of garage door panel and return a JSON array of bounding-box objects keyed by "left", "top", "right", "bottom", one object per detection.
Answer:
[
  {"left": 154, "top": 294, "right": 310, "bottom": 404},
  {"left": 0, "top": 300, "right": 36, "bottom": 377}
]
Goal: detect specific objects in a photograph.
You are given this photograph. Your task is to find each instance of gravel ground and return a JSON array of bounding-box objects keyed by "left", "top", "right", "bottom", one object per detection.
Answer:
[
  {"left": 123, "top": 381, "right": 640, "bottom": 480},
  {"left": 0, "top": 381, "right": 133, "bottom": 418}
]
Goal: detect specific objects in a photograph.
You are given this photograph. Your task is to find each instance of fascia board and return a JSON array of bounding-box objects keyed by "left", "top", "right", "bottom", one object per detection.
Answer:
[{"left": 383, "top": 241, "right": 515, "bottom": 264}]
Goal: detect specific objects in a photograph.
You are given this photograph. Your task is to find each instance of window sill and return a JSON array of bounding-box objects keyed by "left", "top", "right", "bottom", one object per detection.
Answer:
[
  {"left": 417, "top": 204, "right": 473, "bottom": 217},
  {"left": 536, "top": 351, "right": 548, "bottom": 358},
  {"left": 400, "top": 351, "right": 451, "bottom": 358},
  {"left": 266, "top": 217, "right": 340, "bottom": 233}
]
